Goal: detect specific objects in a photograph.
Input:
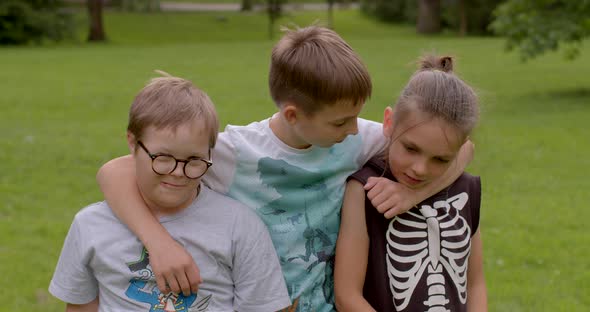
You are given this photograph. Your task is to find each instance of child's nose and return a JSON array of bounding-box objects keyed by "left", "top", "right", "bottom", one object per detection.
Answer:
[
  {"left": 411, "top": 159, "right": 428, "bottom": 176},
  {"left": 170, "top": 163, "right": 185, "bottom": 177}
]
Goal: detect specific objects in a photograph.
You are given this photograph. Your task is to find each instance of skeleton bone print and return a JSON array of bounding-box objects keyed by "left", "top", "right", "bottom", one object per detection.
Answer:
[{"left": 386, "top": 192, "right": 472, "bottom": 311}]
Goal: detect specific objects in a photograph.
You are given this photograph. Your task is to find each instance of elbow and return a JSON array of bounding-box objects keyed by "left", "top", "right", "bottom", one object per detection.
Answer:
[{"left": 334, "top": 288, "right": 354, "bottom": 312}]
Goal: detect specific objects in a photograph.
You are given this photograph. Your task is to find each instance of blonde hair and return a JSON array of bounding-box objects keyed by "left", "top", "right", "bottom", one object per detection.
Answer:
[
  {"left": 269, "top": 25, "right": 372, "bottom": 114},
  {"left": 392, "top": 55, "right": 479, "bottom": 138},
  {"left": 127, "top": 72, "right": 219, "bottom": 148}
]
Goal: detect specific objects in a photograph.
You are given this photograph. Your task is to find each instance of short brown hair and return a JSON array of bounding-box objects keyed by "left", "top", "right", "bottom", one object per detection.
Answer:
[
  {"left": 269, "top": 25, "right": 372, "bottom": 114},
  {"left": 127, "top": 74, "right": 219, "bottom": 148}
]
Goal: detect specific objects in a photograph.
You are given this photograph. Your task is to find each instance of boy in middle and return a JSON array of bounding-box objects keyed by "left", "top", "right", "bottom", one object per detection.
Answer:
[{"left": 98, "top": 26, "right": 473, "bottom": 311}]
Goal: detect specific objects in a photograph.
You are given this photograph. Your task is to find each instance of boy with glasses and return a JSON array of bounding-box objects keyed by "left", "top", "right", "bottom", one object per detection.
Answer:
[{"left": 49, "top": 74, "right": 291, "bottom": 312}]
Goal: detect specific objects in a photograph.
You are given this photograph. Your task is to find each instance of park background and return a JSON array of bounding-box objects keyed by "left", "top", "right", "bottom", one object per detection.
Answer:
[{"left": 0, "top": 0, "right": 588, "bottom": 311}]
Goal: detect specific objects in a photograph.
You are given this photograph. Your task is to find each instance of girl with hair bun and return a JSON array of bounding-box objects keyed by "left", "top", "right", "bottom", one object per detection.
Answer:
[{"left": 334, "top": 55, "right": 488, "bottom": 312}]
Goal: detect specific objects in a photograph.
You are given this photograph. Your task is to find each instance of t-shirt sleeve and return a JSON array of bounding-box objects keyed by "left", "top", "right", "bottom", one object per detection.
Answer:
[
  {"left": 231, "top": 208, "right": 291, "bottom": 312},
  {"left": 203, "top": 130, "right": 237, "bottom": 195},
  {"left": 48, "top": 216, "right": 98, "bottom": 304},
  {"left": 355, "top": 118, "right": 387, "bottom": 167}
]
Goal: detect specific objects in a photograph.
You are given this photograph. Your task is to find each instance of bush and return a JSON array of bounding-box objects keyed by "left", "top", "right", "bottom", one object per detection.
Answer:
[
  {"left": 361, "top": 0, "right": 502, "bottom": 35},
  {"left": 0, "top": 0, "right": 74, "bottom": 45},
  {"left": 360, "top": 0, "right": 416, "bottom": 24},
  {"left": 442, "top": 0, "right": 503, "bottom": 35}
]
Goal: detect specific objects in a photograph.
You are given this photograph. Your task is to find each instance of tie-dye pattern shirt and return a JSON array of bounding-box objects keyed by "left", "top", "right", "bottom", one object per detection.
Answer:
[{"left": 204, "top": 116, "right": 385, "bottom": 312}]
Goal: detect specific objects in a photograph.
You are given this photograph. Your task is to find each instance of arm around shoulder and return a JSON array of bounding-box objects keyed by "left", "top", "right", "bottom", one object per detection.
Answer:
[
  {"left": 96, "top": 155, "right": 201, "bottom": 295},
  {"left": 334, "top": 180, "right": 376, "bottom": 312}
]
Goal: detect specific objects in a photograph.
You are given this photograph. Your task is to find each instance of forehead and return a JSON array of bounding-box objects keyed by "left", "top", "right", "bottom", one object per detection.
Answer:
[
  {"left": 141, "top": 122, "right": 210, "bottom": 155},
  {"left": 395, "top": 113, "right": 464, "bottom": 157}
]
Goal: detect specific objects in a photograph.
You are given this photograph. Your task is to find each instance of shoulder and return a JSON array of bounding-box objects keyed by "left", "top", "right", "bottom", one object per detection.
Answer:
[
  {"left": 223, "top": 118, "right": 270, "bottom": 137},
  {"left": 348, "top": 156, "right": 387, "bottom": 185},
  {"left": 219, "top": 118, "right": 272, "bottom": 149},
  {"left": 200, "top": 186, "right": 259, "bottom": 221},
  {"left": 452, "top": 172, "right": 481, "bottom": 194},
  {"left": 73, "top": 201, "right": 118, "bottom": 226},
  {"left": 357, "top": 118, "right": 383, "bottom": 135}
]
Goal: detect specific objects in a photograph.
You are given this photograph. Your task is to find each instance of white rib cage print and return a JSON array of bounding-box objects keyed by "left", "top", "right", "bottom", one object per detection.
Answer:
[{"left": 386, "top": 192, "right": 471, "bottom": 311}]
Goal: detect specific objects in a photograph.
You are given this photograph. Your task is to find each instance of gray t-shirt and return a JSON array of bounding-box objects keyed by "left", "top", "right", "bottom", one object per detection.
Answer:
[{"left": 49, "top": 185, "right": 291, "bottom": 312}]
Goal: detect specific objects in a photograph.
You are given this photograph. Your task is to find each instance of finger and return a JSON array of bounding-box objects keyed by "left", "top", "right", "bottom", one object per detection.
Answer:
[
  {"left": 370, "top": 192, "right": 393, "bottom": 210},
  {"left": 366, "top": 183, "right": 384, "bottom": 200},
  {"left": 175, "top": 270, "right": 192, "bottom": 297},
  {"left": 384, "top": 207, "right": 401, "bottom": 219},
  {"left": 155, "top": 271, "right": 168, "bottom": 293},
  {"left": 364, "top": 177, "right": 378, "bottom": 190},
  {"left": 374, "top": 196, "right": 397, "bottom": 213},
  {"left": 165, "top": 272, "right": 181, "bottom": 294},
  {"left": 186, "top": 264, "right": 202, "bottom": 294}
]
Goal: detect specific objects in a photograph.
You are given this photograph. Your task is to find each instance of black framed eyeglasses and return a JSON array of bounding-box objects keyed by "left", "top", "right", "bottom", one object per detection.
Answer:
[{"left": 137, "top": 141, "right": 212, "bottom": 179}]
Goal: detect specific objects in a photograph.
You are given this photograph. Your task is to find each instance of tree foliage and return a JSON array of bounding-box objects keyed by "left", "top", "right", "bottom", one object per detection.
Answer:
[
  {"left": 0, "top": 0, "right": 73, "bottom": 45},
  {"left": 490, "top": 0, "right": 590, "bottom": 60}
]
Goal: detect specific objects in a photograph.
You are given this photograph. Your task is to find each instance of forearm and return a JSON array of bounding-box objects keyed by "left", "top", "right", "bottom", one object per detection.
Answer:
[
  {"left": 335, "top": 294, "right": 376, "bottom": 312},
  {"left": 97, "top": 155, "right": 171, "bottom": 248},
  {"left": 467, "top": 280, "right": 488, "bottom": 312}
]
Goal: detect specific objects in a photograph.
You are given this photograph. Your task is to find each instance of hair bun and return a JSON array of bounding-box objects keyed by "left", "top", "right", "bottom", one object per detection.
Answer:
[{"left": 419, "top": 55, "right": 453, "bottom": 73}]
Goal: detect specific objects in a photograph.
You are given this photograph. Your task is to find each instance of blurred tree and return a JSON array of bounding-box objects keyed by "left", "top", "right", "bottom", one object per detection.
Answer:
[
  {"left": 443, "top": 0, "right": 503, "bottom": 36},
  {"left": 417, "top": 0, "right": 441, "bottom": 33},
  {"left": 267, "top": 0, "right": 285, "bottom": 39},
  {"left": 360, "top": 0, "right": 415, "bottom": 24},
  {"left": 490, "top": 0, "right": 590, "bottom": 60},
  {"left": 0, "top": 0, "right": 73, "bottom": 45},
  {"left": 242, "top": 0, "right": 253, "bottom": 11},
  {"left": 87, "top": 0, "right": 106, "bottom": 41}
]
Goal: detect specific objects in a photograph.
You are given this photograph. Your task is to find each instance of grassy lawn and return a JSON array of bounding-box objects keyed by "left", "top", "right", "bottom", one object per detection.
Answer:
[{"left": 1, "top": 8, "right": 588, "bottom": 312}]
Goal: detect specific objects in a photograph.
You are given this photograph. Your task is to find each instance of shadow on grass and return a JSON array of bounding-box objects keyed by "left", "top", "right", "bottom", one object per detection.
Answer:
[
  {"left": 545, "top": 87, "right": 590, "bottom": 100},
  {"left": 514, "top": 87, "right": 590, "bottom": 114}
]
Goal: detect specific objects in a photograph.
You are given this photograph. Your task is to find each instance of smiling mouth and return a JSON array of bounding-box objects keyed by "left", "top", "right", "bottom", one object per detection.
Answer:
[
  {"left": 161, "top": 181, "right": 186, "bottom": 188},
  {"left": 404, "top": 174, "right": 424, "bottom": 185}
]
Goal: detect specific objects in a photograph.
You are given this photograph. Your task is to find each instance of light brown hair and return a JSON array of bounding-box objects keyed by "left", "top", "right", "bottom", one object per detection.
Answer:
[
  {"left": 392, "top": 55, "right": 479, "bottom": 139},
  {"left": 269, "top": 25, "right": 372, "bottom": 114},
  {"left": 127, "top": 73, "right": 219, "bottom": 148}
]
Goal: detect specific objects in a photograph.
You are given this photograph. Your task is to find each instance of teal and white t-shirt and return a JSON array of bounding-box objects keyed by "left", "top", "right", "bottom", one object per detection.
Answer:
[{"left": 204, "top": 116, "right": 385, "bottom": 312}]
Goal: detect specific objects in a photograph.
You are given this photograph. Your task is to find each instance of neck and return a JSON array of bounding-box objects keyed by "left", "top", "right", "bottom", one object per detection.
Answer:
[
  {"left": 269, "top": 114, "right": 311, "bottom": 149},
  {"left": 141, "top": 184, "right": 200, "bottom": 218}
]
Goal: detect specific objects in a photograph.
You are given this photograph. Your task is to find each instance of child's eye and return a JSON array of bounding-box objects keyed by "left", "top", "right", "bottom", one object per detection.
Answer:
[
  {"left": 333, "top": 122, "right": 346, "bottom": 127},
  {"left": 405, "top": 146, "right": 417, "bottom": 153},
  {"left": 435, "top": 157, "right": 450, "bottom": 163}
]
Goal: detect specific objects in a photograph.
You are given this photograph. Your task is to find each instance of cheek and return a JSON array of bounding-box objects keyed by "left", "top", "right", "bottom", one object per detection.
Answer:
[{"left": 428, "top": 162, "right": 451, "bottom": 178}]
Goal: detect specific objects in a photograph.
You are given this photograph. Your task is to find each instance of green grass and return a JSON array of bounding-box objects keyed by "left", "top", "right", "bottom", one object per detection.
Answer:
[{"left": 1, "top": 8, "right": 589, "bottom": 312}]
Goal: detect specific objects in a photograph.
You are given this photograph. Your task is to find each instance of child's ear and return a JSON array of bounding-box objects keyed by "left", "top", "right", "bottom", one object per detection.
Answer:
[
  {"left": 282, "top": 103, "right": 299, "bottom": 125},
  {"left": 382, "top": 107, "right": 394, "bottom": 138},
  {"left": 126, "top": 132, "right": 136, "bottom": 154}
]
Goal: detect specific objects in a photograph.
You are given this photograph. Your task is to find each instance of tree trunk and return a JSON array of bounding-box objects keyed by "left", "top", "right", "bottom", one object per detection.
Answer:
[
  {"left": 267, "top": 0, "right": 282, "bottom": 39},
  {"left": 417, "top": 0, "right": 441, "bottom": 34},
  {"left": 241, "top": 0, "right": 252, "bottom": 11},
  {"left": 458, "top": 0, "right": 467, "bottom": 36},
  {"left": 327, "top": 0, "right": 334, "bottom": 29},
  {"left": 87, "top": 0, "right": 106, "bottom": 41}
]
